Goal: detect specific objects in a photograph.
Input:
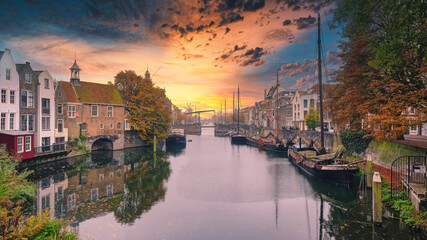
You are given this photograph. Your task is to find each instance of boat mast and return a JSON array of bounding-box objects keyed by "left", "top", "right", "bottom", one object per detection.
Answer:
[
  {"left": 233, "top": 91, "right": 235, "bottom": 127},
  {"left": 276, "top": 72, "right": 279, "bottom": 139},
  {"left": 317, "top": 13, "right": 325, "bottom": 151},
  {"left": 237, "top": 86, "right": 240, "bottom": 134},
  {"left": 225, "top": 98, "right": 227, "bottom": 124}
]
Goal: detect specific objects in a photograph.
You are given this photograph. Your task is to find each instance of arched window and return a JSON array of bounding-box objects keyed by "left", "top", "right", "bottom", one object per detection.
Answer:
[
  {"left": 117, "top": 122, "right": 122, "bottom": 130},
  {"left": 81, "top": 123, "right": 87, "bottom": 131}
]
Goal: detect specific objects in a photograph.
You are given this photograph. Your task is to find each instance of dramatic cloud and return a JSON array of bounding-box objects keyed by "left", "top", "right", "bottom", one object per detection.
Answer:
[
  {"left": 282, "top": 19, "right": 292, "bottom": 26},
  {"left": 218, "top": 12, "right": 245, "bottom": 26},
  {"left": 238, "top": 47, "right": 266, "bottom": 66},
  {"left": 326, "top": 50, "right": 342, "bottom": 66},
  {"left": 0, "top": 0, "right": 340, "bottom": 110},
  {"left": 264, "top": 29, "right": 293, "bottom": 41},
  {"left": 280, "top": 59, "right": 316, "bottom": 77},
  {"left": 294, "top": 15, "right": 316, "bottom": 29}
]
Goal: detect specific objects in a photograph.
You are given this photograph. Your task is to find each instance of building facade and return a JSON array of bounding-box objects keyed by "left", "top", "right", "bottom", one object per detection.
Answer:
[
  {"left": 34, "top": 70, "right": 56, "bottom": 149},
  {"left": 0, "top": 48, "right": 20, "bottom": 131},
  {"left": 16, "top": 62, "right": 38, "bottom": 138},
  {"left": 56, "top": 60, "right": 126, "bottom": 150}
]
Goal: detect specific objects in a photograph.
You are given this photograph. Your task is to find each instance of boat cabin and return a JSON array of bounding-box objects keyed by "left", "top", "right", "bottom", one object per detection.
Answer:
[{"left": 0, "top": 130, "right": 34, "bottom": 160}]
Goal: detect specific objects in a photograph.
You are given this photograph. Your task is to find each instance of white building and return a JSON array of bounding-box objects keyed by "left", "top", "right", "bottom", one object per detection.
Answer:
[
  {"left": 0, "top": 49, "right": 19, "bottom": 130},
  {"left": 292, "top": 91, "right": 305, "bottom": 130},
  {"left": 35, "top": 70, "right": 56, "bottom": 148}
]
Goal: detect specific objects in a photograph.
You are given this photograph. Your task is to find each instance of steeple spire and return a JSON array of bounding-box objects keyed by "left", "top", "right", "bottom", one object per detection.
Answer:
[
  {"left": 70, "top": 55, "right": 81, "bottom": 86},
  {"left": 145, "top": 65, "right": 151, "bottom": 79}
]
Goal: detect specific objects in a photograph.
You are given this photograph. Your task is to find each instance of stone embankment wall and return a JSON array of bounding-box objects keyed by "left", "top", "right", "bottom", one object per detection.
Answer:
[
  {"left": 363, "top": 140, "right": 426, "bottom": 169},
  {"left": 124, "top": 130, "right": 147, "bottom": 148}
]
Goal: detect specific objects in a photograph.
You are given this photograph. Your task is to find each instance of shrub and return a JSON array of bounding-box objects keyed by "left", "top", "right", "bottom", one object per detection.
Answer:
[
  {"left": 79, "top": 135, "right": 87, "bottom": 142},
  {"left": 339, "top": 130, "right": 372, "bottom": 155}
]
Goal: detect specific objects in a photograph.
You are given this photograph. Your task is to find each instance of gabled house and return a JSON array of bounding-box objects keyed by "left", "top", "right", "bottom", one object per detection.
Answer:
[
  {"left": 16, "top": 62, "right": 38, "bottom": 135},
  {"left": 56, "top": 59, "right": 125, "bottom": 150},
  {"left": 0, "top": 48, "right": 19, "bottom": 131},
  {"left": 34, "top": 70, "right": 56, "bottom": 149}
]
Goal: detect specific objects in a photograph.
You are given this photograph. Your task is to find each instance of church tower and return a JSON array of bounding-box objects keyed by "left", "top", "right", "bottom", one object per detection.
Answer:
[
  {"left": 145, "top": 65, "right": 151, "bottom": 80},
  {"left": 70, "top": 56, "right": 81, "bottom": 86}
]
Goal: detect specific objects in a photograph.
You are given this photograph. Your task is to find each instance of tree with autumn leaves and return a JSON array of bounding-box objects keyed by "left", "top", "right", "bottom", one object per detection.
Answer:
[
  {"left": 328, "top": 0, "right": 426, "bottom": 141},
  {"left": 114, "top": 70, "right": 172, "bottom": 144}
]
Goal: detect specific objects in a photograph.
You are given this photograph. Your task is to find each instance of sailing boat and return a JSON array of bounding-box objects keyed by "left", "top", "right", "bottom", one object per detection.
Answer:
[
  {"left": 287, "top": 14, "right": 359, "bottom": 186},
  {"left": 231, "top": 86, "right": 247, "bottom": 144},
  {"left": 247, "top": 73, "right": 290, "bottom": 152}
]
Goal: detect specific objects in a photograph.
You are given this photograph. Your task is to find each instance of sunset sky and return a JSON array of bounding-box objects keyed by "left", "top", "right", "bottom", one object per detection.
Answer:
[{"left": 0, "top": 0, "right": 343, "bottom": 112}]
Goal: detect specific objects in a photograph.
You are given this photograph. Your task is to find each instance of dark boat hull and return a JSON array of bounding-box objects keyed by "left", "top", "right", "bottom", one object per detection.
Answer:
[
  {"left": 246, "top": 137, "right": 259, "bottom": 147},
  {"left": 246, "top": 137, "right": 289, "bottom": 152},
  {"left": 231, "top": 135, "right": 247, "bottom": 144},
  {"left": 288, "top": 149, "right": 358, "bottom": 185},
  {"left": 166, "top": 134, "right": 187, "bottom": 146}
]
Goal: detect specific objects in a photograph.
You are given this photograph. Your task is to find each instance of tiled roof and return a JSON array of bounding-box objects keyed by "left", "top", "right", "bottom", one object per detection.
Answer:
[
  {"left": 59, "top": 81, "right": 79, "bottom": 103},
  {"left": 74, "top": 81, "right": 123, "bottom": 105}
]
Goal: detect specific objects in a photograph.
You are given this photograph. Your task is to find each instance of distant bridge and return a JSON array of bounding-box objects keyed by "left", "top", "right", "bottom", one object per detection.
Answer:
[{"left": 185, "top": 110, "right": 215, "bottom": 124}]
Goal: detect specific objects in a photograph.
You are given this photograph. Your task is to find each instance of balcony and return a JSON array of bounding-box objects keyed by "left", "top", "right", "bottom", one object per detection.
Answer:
[{"left": 34, "top": 143, "right": 67, "bottom": 156}]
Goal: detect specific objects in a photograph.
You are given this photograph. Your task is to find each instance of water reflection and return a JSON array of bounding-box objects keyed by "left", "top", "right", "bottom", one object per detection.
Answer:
[
  {"left": 28, "top": 148, "right": 171, "bottom": 236},
  {"left": 24, "top": 136, "right": 425, "bottom": 240}
]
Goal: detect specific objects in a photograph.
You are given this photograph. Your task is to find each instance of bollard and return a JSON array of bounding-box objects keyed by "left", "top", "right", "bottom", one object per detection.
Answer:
[
  {"left": 367, "top": 158, "right": 373, "bottom": 188},
  {"left": 153, "top": 136, "right": 157, "bottom": 153},
  {"left": 372, "top": 172, "right": 382, "bottom": 224}
]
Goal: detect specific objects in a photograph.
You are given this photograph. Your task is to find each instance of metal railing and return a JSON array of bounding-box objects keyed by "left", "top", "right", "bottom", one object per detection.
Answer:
[
  {"left": 390, "top": 155, "right": 427, "bottom": 197},
  {"left": 34, "top": 143, "right": 66, "bottom": 155}
]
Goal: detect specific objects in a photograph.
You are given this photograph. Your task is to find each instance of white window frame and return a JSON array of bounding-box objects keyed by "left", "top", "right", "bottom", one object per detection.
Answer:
[
  {"left": 68, "top": 105, "right": 76, "bottom": 118},
  {"left": 42, "top": 116, "right": 50, "bottom": 130},
  {"left": 125, "top": 119, "right": 130, "bottom": 130},
  {"left": 100, "top": 123, "right": 104, "bottom": 129},
  {"left": 25, "top": 73, "right": 30, "bottom": 83},
  {"left": 117, "top": 122, "right": 122, "bottom": 130},
  {"left": 57, "top": 119, "right": 63, "bottom": 133},
  {"left": 0, "top": 113, "right": 5, "bottom": 130},
  {"left": 81, "top": 123, "right": 87, "bottom": 131},
  {"left": 110, "top": 123, "right": 114, "bottom": 129},
  {"left": 25, "top": 136, "right": 31, "bottom": 152},
  {"left": 1, "top": 89, "right": 6, "bottom": 103},
  {"left": 17, "top": 137, "right": 23, "bottom": 153},
  {"left": 107, "top": 106, "right": 113, "bottom": 117},
  {"left": 28, "top": 91, "right": 34, "bottom": 108},
  {"left": 44, "top": 78, "right": 49, "bottom": 89},
  {"left": 91, "top": 105, "right": 98, "bottom": 117},
  {"left": 6, "top": 69, "right": 11, "bottom": 80},
  {"left": 9, "top": 113, "right": 14, "bottom": 130},
  {"left": 10, "top": 90, "right": 14, "bottom": 104}
]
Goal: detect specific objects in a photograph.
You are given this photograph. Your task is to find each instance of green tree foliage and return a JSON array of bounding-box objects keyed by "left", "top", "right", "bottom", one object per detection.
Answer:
[
  {"left": 0, "top": 145, "right": 77, "bottom": 239},
  {"left": 339, "top": 131, "right": 372, "bottom": 155},
  {"left": 330, "top": 0, "right": 427, "bottom": 141},
  {"left": 305, "top": 109, "right": 321, "bottom": 130},
  {"left": 114, "top": 70, "right": 143, "bottom": 109},
  {"left": 114, "top": 71, "right": 172, "bottom": 143}
]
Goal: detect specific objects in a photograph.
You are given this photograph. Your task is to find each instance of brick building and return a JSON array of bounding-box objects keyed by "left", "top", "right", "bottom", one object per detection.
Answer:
[{"left": 55, "top": 59, "right": 126, "bottom": 150}]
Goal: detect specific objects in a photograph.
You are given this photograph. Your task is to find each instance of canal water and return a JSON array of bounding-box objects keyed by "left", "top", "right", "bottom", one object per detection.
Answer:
[{"left": 26, "top": 128, "right": 424, "bottom": 239}]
